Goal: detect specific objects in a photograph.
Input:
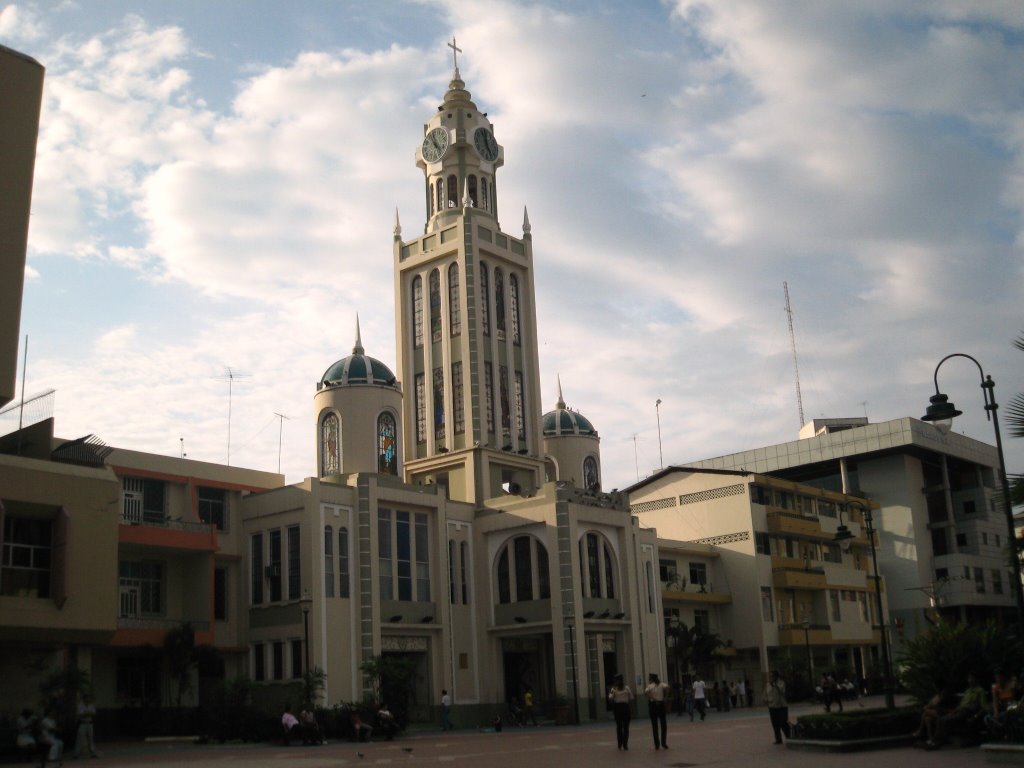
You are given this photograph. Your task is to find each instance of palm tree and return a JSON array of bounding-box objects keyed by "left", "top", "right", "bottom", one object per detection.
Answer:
[{"left": 666, "top": 621, "right": 724, "bottom": 679}]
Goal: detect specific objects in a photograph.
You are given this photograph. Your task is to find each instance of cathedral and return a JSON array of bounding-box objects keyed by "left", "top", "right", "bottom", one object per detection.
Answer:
[{"left": 237, "top": 59, "right": 665, "bottom": 722}]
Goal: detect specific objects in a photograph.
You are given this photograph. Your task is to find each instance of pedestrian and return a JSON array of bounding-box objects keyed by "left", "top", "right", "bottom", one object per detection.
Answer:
[
  {"left": 608, "top": 674, "right": 633, "bottom": 750},
  {"left": 15, "top": 708, "right": 36, "bottom": 760},
  {"left": 764, "top": 671, "right": 791, "bottom": 745},
  {"left": 37, "top": 707, "right": 63, "bottom": 766},
  {"left": 692, "top": 674, "right": 707, "bottom": 721},
  {"left": 74, "top": 693, "right": 101, "bottom": 758},
  {"left": 644, "top": 673, "right": 670, "bottom": 750},
  {"left": 441, "top": 689, "right": 453, "bottom": 731},
  {"left": 736, "top": 678, "right": 746, "bottom": 708},
  {"left": 523, "top": 687, "right": 538, "bottom": 726}
]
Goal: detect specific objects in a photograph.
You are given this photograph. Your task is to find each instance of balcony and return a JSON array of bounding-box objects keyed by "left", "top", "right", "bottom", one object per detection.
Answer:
[
  {"left": 766, "top": 510, "right": 833, "bottom": 539},
  {"left": 113, "top": 616, "right": 213, "bottom": 646},
  {"left": 119, "top": 512, "right": 216, "bottom": 551},
  {"left": 772, "top": 568, "right": 827, "bottom": 590},
  {"left": 661, "top": 584, "right": 731, "bottom": 605}
]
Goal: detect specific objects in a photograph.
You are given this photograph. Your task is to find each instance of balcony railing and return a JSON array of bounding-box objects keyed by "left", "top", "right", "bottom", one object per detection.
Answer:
[
  {"left": 117, "top": 616, "right": 210, "bottom": 631},
  {"left": 120, "top": 512, "right": 213, "bottom": 534}
]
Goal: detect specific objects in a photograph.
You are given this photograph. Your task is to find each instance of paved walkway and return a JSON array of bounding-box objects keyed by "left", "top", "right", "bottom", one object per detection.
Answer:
[{"left": 79, "top": 697, "right": 996, "bottom": 768}]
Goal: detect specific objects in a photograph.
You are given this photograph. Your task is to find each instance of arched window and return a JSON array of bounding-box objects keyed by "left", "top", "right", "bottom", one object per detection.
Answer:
[
  {"left": 447, "top": 174, "right": 458, "bottom": 208},
  {"left": 377, "top": 411, "right": 398, "bottom": 475},
  {"left": 412, "top": 275, "right": 423, "bottom": 348},
  {"left": 583, "top": 456, "right": 599, "bottom": 491},
  {"left": 494, "top": 267, "right": 506, "bottom": 340},
  {"left": 467, "top": 175, "right": 477, "bottom": 207},
  {"left": 435, "top": 179, "right": 444, "bottom": 214},
  {"left": 324, "top": 525, "right": 335, "bottom": 598},
  {"left": 510, "top": 274, "right": 521, "bottom": 345},
  {"left": 481, "top": 175, "right": 490, "bottom": 212},
  {"left": 495, "top": 535, "right": 550, "bottom": 604},
  {"left": 448, "top": 263, "right": 461, "bottom": 336},
  {"left": 479, "top": 262, "right": 490, "bottom": 336},
  {"left": 578, "top": 531, "right": 617, "bottom": 599},
  {"left": 426, "top": 180, "right": 433, "bottom": 218},
  {"left": 321, "top": 413, "right": 340, "bottom": 475},
  {"left": 429, "top": 268, "right": 442, "bottom": 343},
  {"left": 339, "top": 527, "right": 350, "bottom": 598}
]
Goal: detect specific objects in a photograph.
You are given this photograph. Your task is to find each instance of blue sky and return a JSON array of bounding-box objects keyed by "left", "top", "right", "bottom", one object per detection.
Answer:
[{"left": 3, "top": 0, "right": 1024, "bottom": 489}]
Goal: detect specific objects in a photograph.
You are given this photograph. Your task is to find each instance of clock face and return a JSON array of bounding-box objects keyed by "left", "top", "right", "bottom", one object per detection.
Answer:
[
  {"left": 474, "top": 127, "right": 499, "bottom": 161},
  {"left": 421, "top": 127, "right": 449, "bottom": 163}
]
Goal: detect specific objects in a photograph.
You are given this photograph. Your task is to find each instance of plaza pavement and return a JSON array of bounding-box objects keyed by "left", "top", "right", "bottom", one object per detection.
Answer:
[{"left": 84, "top": 696, "right": 996, "bottom": 768}]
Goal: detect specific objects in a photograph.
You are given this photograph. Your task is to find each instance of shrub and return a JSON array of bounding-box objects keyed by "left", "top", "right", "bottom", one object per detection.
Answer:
[{"left": 792, "top": 706, "right": 918, "bottom": 740}]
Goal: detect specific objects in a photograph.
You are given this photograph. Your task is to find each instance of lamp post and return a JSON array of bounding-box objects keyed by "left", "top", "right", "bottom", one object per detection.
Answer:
[
  {"left": 801, "top": 614, "right": 813, "bottom": 692},
  {"left": 565, "top": 615, "right": 580, "bottom": 725},
  {"left": 922, "top": 353, "right": 1024, "bottom": 639},
  {"left": 835, "top": 502, "right": 895, "bottom": 709},
  {"left": 300, "top": 594, "right": 313, "bottom": 676}
]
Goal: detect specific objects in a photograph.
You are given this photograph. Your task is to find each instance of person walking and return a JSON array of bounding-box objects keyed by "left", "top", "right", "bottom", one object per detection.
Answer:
[
  {"left": 608, "top": 674, "right": 634, "bottom": 750},
  {"left": 440, "top": 689, "right": 453, "bottom": 731},
  {"left": 692, "top": 674, "right": 707, "bottom": 721},
  {"left": 764, "top": 671, "right": 791, "bottom": 745},
  {"left": 523, "top": 687, "right": 538, "bottom": 726},
  {"left": 644, "top": 673, "right": 670, "bottom": 750},
  {"left": 74, "top": 693, "right": 101, "bottom": 758}
]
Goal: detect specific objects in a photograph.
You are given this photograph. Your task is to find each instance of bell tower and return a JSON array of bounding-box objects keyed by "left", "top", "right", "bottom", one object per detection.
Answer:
[{"left": 393, "top": 41, "right": 544, "bottom": 505}]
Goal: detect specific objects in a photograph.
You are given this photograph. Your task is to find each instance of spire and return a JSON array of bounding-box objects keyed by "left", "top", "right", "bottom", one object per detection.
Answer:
[
  {"left": 462, "top": 178, "right": 471, "bottom": 208},
  {"left": 556, "top": 374, "right": 565, "bottom": 409},
  {"left": 393, "top": 207, "right": 402, "bottom": 239},
  {"left": 353, "top": 314, "right": 364, "bottom": 355},
  {"left": 523, "top": 206, "right": 531, "bottom": 237}
]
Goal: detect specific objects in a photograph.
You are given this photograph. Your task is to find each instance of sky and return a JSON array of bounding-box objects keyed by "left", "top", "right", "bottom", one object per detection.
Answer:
[{"left": 2, "top": 0, "right": 1024, "bottom": 490}]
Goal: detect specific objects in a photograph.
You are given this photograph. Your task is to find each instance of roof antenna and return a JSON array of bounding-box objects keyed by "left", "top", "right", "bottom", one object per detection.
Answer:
[
  {"left": 783, "top": 281, "right": 805, "bottom": 429},
  {"left": 212, "top": 366, "right": 250, "bottom": 465}
]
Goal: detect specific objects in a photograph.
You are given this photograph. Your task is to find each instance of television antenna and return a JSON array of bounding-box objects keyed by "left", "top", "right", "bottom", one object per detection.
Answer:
[
  {"left": 783, "top": 281, "right": 805, "bottom": 428},
  {"left": 212, "top": 367, "right": 250, "bottom": 465},
  {"left": 274, "top": 412, "right": 291, "bottom": 474}
]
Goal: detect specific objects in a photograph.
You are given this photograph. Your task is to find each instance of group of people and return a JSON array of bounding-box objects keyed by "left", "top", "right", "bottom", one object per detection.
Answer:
[
  {"left": 914, "top": 669, "right": 1024, "bottom": 749},
  {"left": 16, "top": 695, "right": 101, "bottom": 765},
  {"left": 281, "top": 702, "right": 400, "bottom": 746},
  {"left": 817, "top": 671, "right": 861, "bottom": 712}
]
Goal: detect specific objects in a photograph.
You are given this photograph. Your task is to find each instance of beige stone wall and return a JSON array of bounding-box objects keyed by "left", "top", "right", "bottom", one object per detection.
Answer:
[{"left": 314, "top": 383, "right": 402, "bottom": 477}]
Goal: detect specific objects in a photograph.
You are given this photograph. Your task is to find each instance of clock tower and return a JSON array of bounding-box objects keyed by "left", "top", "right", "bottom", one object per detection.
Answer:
[{"left": 394, "top": 46, "right": 544, "bottom": 504}]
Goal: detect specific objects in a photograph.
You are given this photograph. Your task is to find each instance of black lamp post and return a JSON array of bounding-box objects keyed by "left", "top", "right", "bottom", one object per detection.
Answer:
[
  {"left": 801, "top": 614, "right": 813, "bottom": 691},
  {"left": 300, "top": 594, "right": 313, "bottom": 675},
  {"left": 922, "top": 353, "right": 1024, "bottom": 639},
  {"left": 565, "top": 615, "right": 580, "bottom": 725},
  {"left": 835, "top": 502, "right": 895, "bottom": 709}
]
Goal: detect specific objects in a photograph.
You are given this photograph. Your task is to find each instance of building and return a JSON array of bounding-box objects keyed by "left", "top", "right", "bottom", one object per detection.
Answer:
[
  {"left": 685, "top": 416, "right": 1016, "bottom": 653},
  {"left": 0, "top": 45, "right": 44, "bottom": 408},
  {"left": 630, "top": 468, "right": 889, "bottom": 694}
]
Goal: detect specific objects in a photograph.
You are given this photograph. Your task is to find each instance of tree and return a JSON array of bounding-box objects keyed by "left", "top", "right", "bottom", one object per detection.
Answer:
[
  {"left": 666, "top": 621, "right": 723, "bottom": 679},
  {"left": 164, "top": 622, "right": 197, "bottom": 711},
  {"left": 360, "top": 655, "right": 418, "bottom": 724},
  {"left": 301, "top": 666, "right": 327, "bottom": 709}
]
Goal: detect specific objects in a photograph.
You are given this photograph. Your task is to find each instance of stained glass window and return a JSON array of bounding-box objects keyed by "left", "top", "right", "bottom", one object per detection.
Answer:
[
  {"left": 378, "top": 411, "right": 398, "bottom": 475},
  {"left": 412, "top": 275, "right": 423, "bottom": 348},
  {"left": 583, "top": 456, "right": 599, "bottom": 490},
  {"left": 324, "top": 526, "right": 334, "bottom": 598},
  {"left": 510, "top": 275, "right": 521, "bottom": 345},
  {"left": 447, "top": 174, "right": 458, "bottom": 208},
  {"left": 429, "top": 268, "right": 442, "bottom": 343},
  {"left": 499, "top": 365, "right": 511, "bottom": 441},
  {"left": 321, "top": 413, "right": 340, "bottom": 475},
  {"left": 480, "top": 262, "right": 490, "bottom": 336},
  {"left": 514, "top": 371, "right": 525, "bottom": 441},
  {"left": 484, "top": 362, "right": 494, "bottom": 434},
  {"left": 452, "top": 361, "right": 464, "bottom": 434},
  {"left": 448, "top": 263, "right": 461, "bottom": 336},
  {"left": 415, "top": 374, "right": 426, "bottom": 443},
  {"left": 433, "top": 366, "right": 445, "bottom": 441},
  {"left": 467, "top": 175, "right": 477, "bottom": 207},
  {"left": 339, "top": 527, "right": 350, "bottom": 598},
  {"left": 481, "top": 175, "right": 489, "bottom": 212},
  {"left": 494, "top": 267, "right": 506, "bottom": 341},
  {"left": 435, "top": 179, "right": 443, "bottom": 214}
]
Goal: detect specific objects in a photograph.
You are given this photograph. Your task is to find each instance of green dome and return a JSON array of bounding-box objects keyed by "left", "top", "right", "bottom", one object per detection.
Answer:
[
  {"left": 542, "top": 407, "right": 597, "bottom": 437},
  {"left": 320, "top": 319, "right": 398, "bottom": 389}
]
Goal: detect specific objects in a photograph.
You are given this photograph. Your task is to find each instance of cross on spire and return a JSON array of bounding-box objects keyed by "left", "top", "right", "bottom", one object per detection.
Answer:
[{"left": 448, "top": 36, "right": 462, "bottom": 71}]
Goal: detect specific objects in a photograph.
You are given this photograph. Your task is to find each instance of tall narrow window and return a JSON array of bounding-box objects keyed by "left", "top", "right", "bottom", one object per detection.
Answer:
[
  {"left": 412, "top": 276, "right": 424, "bottom": 348},
  {"left": 604, "top": 545, "right": 615, "bottom": 599},
  {"left": 452, "top": 361, "right": 465, "bottom": 434},
  {"left": 415, "top": 374, "right": 426, "bottom": 443},
  {"left": 427, "top": 180, "right": 434, "bottom": 217},
  {"left": 429, "top": 268, "right": 442, "bottom": 342},
  {"left": 536, "top": 542, "right": 550, "bottom": 598},
  {"left": 494, "top": 267, "right": 506, "bottom": 340},
  {"left": 583, "top": 456, "right": 599, "bottom": 490},
  {"left": 269, "top": 530, "right": 282, "bottom": 602},
  {"left": 497, "top": 548, "right": 510, "bottom": 604},
  {"left": 415, "top": 513, "right": 430, "bottom": 601},
  {"left": 378, "top": 411, "right": 398, "bottom": 474},
  {"left": 251, "top": 533, "right": 263, "bottom": 605},
  {"left": 479, "top": 262, "right": 490, "bottom": 336},
  {"left": 291, "top": 640, "right": 303, "bottom": 678},
  {"left": 379, "top": 510, "right": 393, "bottom": 600},
  {"left": 448, "top": 263, "right": 461, "bottom": 336},
  {"left": 514, "top": 371, "right": 525, "bottom": 441},
  {"left": 510, "top": 275, "right": 521, "bottom": 345},
  {"left": 460, "top": 541, "right": 469, "bottom": 604},
  {"left": 321, "top": 413, "right": 340, "bottom": 476},
  {"left": 447, "top": 174, "right": 458, "bottom": 208},
  {"left": 449, "top": 540, "right": 457, "bottom": 604},
  {"left": 467, "top": 175, "right": 477, "bottom": 206},
  {"left": 252, "top": 644, "right": 265, "bottom": 681},
  {"left": 214, "top": 567, "right": 227, "bottom": 620},
  {"left": 287, "top": 525, "right": 300, "bottom": 600},
  {"left": 646, "top": 561, "right": 655, "bottom": 612},
  {"left": 481, "top": 175, "right": 490, "bottom": 211},
  {"left": 272, "top": 641, "right": 284, "bottom": 680},
  {"left": 324, "top": 526, "right": 335, "bottom": 598},
  {"left": 586, "top": 533, "right": 600, "bottom": 597},
  {"left": 484, "top": 363, "right": 495, "bottom": 434},
  {"left": 435, "top": 179, "right": 443, "bottom": 213},
  {"left": 433, "top": 366, "right": 446, "bottom": 441},
  {"left": 339, "top": 527, "right": 350, "bottom": 598},
  {"left": 514, "top": 535, "right": 533, "bottom": 601},
  {"left": 396, "top": 511, "right": 412, "bottom": 601},
  {"left": 499, "top": 365, "right": 511, "bottom": 441}
]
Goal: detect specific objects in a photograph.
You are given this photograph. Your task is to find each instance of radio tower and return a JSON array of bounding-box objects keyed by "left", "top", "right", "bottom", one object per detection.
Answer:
[{"left": 783, "top": 281, "right": 805, "bottom": 428}]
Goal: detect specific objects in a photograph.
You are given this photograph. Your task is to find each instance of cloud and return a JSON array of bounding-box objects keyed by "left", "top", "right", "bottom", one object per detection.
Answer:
[{"left": 0, "top": 4, "right": 44, "bottom": 41}]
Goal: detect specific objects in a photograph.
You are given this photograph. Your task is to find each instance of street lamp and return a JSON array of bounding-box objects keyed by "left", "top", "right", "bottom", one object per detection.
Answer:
[
  {"left": 565, "top": 614, "right": 580, "bottom": 725},
  {"left": 922, "top": 353, "right": 1024, "bottom": 639},
  {"left": 801, "top": 612, "right": 813, "bottom": 692},
  {"left": 299, "top": 593, "right": 313, "bottom": 676},
  {"left": 835, "top": 502, "right": 895, "bottom": 709}
]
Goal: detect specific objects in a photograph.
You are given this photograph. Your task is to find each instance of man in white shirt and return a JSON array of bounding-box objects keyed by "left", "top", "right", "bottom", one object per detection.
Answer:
[{"left": 692, "top": 676, "right": 707, "bottom": 721}]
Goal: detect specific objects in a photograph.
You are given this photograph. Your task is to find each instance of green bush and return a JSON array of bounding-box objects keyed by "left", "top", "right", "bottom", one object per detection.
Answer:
[{"left": 792, "top": 706, "right": 918, "bottom": 740}]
